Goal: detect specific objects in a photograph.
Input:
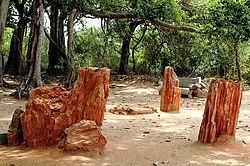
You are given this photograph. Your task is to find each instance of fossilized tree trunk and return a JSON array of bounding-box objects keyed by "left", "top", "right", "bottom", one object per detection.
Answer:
[
  {"left": 198, "top": 78, "right": 242, "bottom": 143},
  {"left": 21, "top": 67, "right": 110, "bottom": 147},
  {"left": 160, "top": 66, "right": 181, "bottom": 112}
]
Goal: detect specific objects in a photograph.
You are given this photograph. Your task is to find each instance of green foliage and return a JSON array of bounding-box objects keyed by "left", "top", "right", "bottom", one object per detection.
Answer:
[
  {"left": 206, "top": 0, "right": 250, "bottom": 41},
  {"left": 240, "top": 42, "right": 250, "bottom": 84},
  {"left": 74, "top": 28, "right": 120, "bottom": 72},
  {"left": 2, "top": 28, "right": 13, "bottom": 64},
  {"left": 2, "top": 0, "right": 250, "bottom": 85}
]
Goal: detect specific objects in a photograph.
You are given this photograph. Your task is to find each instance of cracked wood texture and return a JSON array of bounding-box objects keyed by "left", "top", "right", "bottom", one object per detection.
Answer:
[
  {"left": 198, "top": 78, "right": 242, "bottom": 143},
  {"left": 21, "top": 67, "right": 110, "bottom": 147},
  {"left": 160, "top": 66, "right": 181, "bottom": 112}
]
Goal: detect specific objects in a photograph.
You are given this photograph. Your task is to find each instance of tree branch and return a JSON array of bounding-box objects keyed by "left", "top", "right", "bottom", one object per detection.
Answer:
[
  {"left": 44, "top": 29, "right": 67, "bottom": 57},
  {"left": 87, "top": 8, "right": 198, "bottom": 32},
  {"left": 150, "top": 19, "right": 196, "bottom": 32}
]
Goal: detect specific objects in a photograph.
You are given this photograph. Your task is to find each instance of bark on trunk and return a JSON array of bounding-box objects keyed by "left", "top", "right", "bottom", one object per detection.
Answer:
[
  {"left": 160, "top": 66, "right": 181, "bottom": 112},
  {"left": 5, "top": 18, "right": 27, "bottom": 75},
  {"left": 58, "top": 13, "right": 66, "bottom": 69},
  {"left": 235, "top": 49, "right": 242, "bottom": 82},
  {"left": 0, "top": 0, "right": 10, "bottom": 86},
  {"left": 118, "top": 21, "right": 142, "bottom": 75},
  {"left": 48, "top": 4, "right": 59, "bottom": 73},
  {"left": 65, "top": 9, "right": 78, "bottom": 88},
  {"left": 25, "top": 0, "right": 44, "bottom": 87},
  {"left": 47, "top": 6, "right": 66, "bottom": 74},
  {"left": 198, "top": 78, "right": 242, "bottom": 143}
]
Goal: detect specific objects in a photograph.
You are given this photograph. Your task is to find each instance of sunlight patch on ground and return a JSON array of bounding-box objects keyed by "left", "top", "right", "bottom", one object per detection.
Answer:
[
  {"left": 115, "top": 87, "right": 156, "bottom": 95},
  {"left": 0, "top": 118, "right": 12, "bottom": 121},
  {"left": 205, "top": 158, "right": 245, "bottom": 165},
  {"left": 116, "top": 146, "right": 127, "bottom": 150},
  {"left": 61, "top": 156, "right": 92, "bottom": 162}
]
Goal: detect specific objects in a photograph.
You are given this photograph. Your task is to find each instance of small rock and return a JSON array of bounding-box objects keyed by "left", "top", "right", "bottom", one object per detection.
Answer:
[
  {"left": 165, "top": 139, "right": 171, "bottom": 142},
  {"left": 153, "top": 162, "right": 159, "bottom": 166}
]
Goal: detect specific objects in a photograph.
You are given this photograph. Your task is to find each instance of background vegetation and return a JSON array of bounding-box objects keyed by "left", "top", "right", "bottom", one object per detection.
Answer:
[{"left": 1, "top": 0, "right": 250, "bottom": 90}]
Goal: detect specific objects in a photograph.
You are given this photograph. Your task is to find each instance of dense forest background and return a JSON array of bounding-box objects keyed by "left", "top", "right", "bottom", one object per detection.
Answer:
[{"left": 0, "top": 0, "right": 250, "bottom": 92}]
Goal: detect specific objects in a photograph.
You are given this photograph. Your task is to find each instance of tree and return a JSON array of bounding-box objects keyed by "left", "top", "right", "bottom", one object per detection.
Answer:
[
  {"left": 64, "top": 9, "right": 78, "bottom": 88},
  {"left": 47, "top": 0, "right": 66, "bottom": 74},
  {"left": 4, "top": 0, "right": 30, "bottom": 76},
  {"left": 118, "top": 20, "right": 143, "bottom": 74},
  {"left": 0, "top": 0, "right": 10, "bottom": 87},
  {"left": 24, "top": 0, "right": 44, "bottom": 89},
  {"left": 201, "top": 0, "right": 250, "bottom": 81}
]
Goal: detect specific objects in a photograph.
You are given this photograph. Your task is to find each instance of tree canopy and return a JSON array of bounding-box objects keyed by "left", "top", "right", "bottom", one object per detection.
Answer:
[{"left": 1, "top": 0, "right": 250, "bottom": 93}]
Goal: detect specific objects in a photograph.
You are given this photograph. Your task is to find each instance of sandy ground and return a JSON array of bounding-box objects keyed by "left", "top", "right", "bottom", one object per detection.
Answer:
[{"left": 0, "top": 80, "right": 250, "bottom": 166}]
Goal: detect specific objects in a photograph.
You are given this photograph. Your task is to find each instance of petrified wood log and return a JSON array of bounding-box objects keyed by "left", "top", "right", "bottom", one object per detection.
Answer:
[
  {"left": 198, "top": 78, "right": 242, "bottom": 143},
  {"left": 160, "top": 66, "right": 181, "bottom": 112},
  {"left": 110, "top": 103, "right": 157, "bottom": 115},
  {"left": 21, "top": 67, "right": 110, "bottom": 147},
  {"left": 60, "top": 120, "right": 107, "bottom": 152},
  {"left": 7, "top": 108, "right": 24, "bottom": 146}
]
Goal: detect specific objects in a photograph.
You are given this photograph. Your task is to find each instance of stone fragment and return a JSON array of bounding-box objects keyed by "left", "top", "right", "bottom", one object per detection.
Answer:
[
  {"left": 7, "top": 108, "right": 24, "bottom": 146},
  {"left": 110, "top": 103, "right": 157, "bottom": 115},
  {"left": 61, "top": 120, "right": 107, "bottom": 152}
]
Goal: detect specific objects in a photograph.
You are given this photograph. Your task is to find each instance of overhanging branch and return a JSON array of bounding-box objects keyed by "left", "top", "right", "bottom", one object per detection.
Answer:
[
  {"left": 44, "top": 29, "right": 67, "bottom": 57},
  {"left": 150, "top": 19, "right": 196, "bottom": 32},
  {"left": 87, "top": 8, "right": 198, "bottom": 32}
]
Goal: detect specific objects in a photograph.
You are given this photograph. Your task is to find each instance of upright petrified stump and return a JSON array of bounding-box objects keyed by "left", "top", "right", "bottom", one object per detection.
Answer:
[
  {"left": 21, "top": 67, "right": 110, "bottom": 147},
  {"left": 160, "top": 66, "right": 181, "bottom": 112},
  {"left": 198, "top": 78, "right": 242, "bottom": 143},
  {"left": 7, "top": 108, "right": 24, "bottom": 146}
]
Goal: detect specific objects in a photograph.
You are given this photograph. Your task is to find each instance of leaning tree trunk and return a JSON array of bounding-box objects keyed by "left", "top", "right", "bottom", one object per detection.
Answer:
[
  {"left": 160, "top": 66, "right": 181, "bottom": 112},
  {"left": 25, "top": 0, "right": 44, "bottom": 88},
  {"left": 0, "top": 0, "right": 10, "bottom": 87},
  {"left": 118, "top": 21, "right": 143, "bottom": 75},
  {"left": 198, "top": 78, "right": 242, "bottom": 143}
]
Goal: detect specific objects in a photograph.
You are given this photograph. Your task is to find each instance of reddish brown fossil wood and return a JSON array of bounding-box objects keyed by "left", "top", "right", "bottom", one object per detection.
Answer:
[
  {"left": 160, "top": 66, "right": 181, "bottom": 112},
  {"left": 60, "top": 119, "right": 107, "bottom": 152},
  {"left": 198, "top": 78, "right": 242, "bottom": 143},
  {"left": 21, "top": 67, "right": 110, "bottom": 147},
  {"left": 7, "top": 108, "right": 24, "bottom": 146}
]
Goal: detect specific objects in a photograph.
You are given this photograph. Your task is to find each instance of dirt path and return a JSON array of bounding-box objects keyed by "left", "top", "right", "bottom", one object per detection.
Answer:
[{"left": 0, "top": 82, "right": 250, "bottom": 166}]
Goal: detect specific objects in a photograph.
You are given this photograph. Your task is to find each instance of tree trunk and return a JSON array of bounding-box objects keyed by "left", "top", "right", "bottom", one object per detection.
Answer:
[
  {"left": 235, "top": 49, "right": 241, "bottom": 82},
  {"left": 160, "top": 66, "right": 181, "bottom": 112},
  {"left": 47, "top": 6, "right": 66, "bottom": 74},
  {"left": 58, "top": 13, "right": 66, "bottom": 69},
  {"left": 118, "top": 21, "right": 143, "bottom": 75},
  {"left": 0, "top": 0, "right": 10, "bottom": 86},
  {"left": 25, "top": 0, "right": 44, "bottom": 88},
  {"left": 5, "top": 17, "right": 27, "bottom": 75},
  {"left": 48, "top": 4, "right": 59, "bottom": 73},
  {"left": 65, "top": 9, "right": 78, "bottom": 88},
  {"left": 198, "top": 78, "right": 242, "bottom": 143}
]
